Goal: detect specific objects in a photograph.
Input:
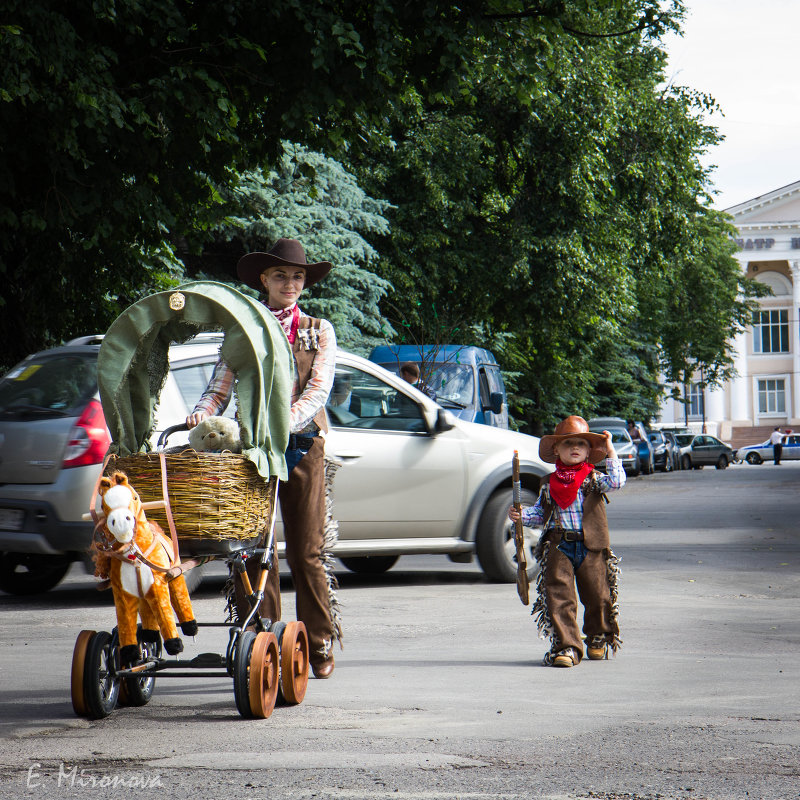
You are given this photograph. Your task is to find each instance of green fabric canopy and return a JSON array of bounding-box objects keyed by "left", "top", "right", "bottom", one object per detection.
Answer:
[{"left": 98, "top": 281, "right": 293, "bottom": 480}]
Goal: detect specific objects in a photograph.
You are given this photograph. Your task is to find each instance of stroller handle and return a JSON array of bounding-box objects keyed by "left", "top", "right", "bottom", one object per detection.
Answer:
[{"left": 157, "top": 423, "right": 189, "bottom": 448}]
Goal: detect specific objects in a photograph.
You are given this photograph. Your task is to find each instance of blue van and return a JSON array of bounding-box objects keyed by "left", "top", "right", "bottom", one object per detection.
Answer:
[{"left": 368, "top": 344, "right": 509, "bottom": 428}]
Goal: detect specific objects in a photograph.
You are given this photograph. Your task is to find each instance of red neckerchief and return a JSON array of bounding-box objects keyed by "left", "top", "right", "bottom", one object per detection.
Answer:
[
  {"left": 267, "top": 303, "right": 300, "bottom": 344},
  {"left": 549, "top": 459, "right": 593, "bottom": 509}
]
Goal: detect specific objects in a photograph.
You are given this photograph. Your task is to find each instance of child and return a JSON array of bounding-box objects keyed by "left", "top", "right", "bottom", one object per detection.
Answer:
[{"left": 509, "top": 415, "right": 625, "bottom": 667}]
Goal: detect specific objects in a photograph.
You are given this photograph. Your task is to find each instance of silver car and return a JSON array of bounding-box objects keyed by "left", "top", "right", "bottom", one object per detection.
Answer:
[
  {"left": 674, "top": 434, "right": 734, "bottom": 470},
  {"left": 0, "top": 341, "right": 550, "bottom": 594},
  {"left": 0, "top": 335, "right": 228, "bottom": 595}
]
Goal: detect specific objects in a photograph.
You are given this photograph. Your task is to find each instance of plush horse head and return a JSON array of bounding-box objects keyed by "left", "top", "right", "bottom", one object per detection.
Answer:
[{"left": 97, "top": 472, "right": 146, "bottom": 546}]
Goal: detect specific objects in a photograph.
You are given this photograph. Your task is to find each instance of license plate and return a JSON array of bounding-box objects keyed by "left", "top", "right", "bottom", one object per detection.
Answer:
[{"left": 0, "top": 508, "right": 24, "bottom": 531}]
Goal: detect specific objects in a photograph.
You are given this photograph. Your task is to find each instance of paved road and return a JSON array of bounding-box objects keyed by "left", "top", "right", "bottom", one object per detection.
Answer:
[{"left": 0, "top": 462, "right": 798, "bottom": 800}]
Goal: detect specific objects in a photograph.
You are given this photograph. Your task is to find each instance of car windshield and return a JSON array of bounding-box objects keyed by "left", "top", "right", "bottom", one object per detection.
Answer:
[
  {"left": 380, "top": 361, "right": 474, "bottom": 407},
  {"left": 590, "top": 427, "right": 629, "bottom": 444},
  {"left": 674, "top": 434, "right": 695, "bottom": 446},
  {"left": 0, "top": 354, "right": 97, "bottom": 417}
]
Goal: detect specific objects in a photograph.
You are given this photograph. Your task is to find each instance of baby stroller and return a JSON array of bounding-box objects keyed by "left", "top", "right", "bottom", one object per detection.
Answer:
[{"left": 70, "top": 281, "right": 308, "bottom": 720}]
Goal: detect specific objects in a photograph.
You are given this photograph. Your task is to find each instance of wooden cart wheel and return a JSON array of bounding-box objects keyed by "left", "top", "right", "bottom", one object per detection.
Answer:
[
  {"left": 82, "top": 631, "right": 121, "bottom": 719},
  {"left": 70, "top": 629, "right": 96, "bottom": 717},
  {"left": 279, "top": 621, "right": 309, "bottom": 705},
  {"left": 248, "top": 631, "right": 280, "bottom": 719},
  {"left": 233, "top": 630, "right": 256, "bottom": 719}
]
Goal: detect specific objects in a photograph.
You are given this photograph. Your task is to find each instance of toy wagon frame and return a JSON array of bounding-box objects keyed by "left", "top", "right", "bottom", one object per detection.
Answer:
[{"left": 70, "top": 281, "right": 306, "bottom": 720}]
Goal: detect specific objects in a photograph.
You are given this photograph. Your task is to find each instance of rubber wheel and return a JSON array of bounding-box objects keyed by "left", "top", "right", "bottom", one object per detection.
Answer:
[
  {"left": 476, "top": 487, "right": 539, "bottom": 583},
  {"left": 71, "top": 629, "right": 95, "bottom": 717},
  {"left": 681, "top": 455, "right": 692, "bottom": 470},
  {"left": 715, "top": 456, "right": 729, "bottom": 470},
  {"left": 279, "top": 621, "right": 309, "bottom": 705},
  {"left": 339, "top": 555, "right": 399, "bottom": 574},
  {"left": 119, "top": 629, "right": 161, "bottom": 707},
  {"left": 746, "top": 452, "right": 762, "bottom": 465},
  {"left": 0, "top": 553, "right": 71, "bottom": 595},
  {"left": 248, "top": 631, "right": 280, "bottom": 719},
  {"left": 233, "top": 630, "right": 257, "bottom": 718},
  {"left": 82, "top": 631, "right": 120, "bottom": 719}
]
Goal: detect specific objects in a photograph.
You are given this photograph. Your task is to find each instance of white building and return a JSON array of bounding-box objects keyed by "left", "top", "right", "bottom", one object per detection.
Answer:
[{"left": 657, "top": 181, "right": 800, "bottom": 445}]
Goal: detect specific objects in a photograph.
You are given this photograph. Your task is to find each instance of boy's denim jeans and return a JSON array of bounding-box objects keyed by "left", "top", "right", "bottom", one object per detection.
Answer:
[{"left": 557, "top": 538, "right": 588, "bottom": 571}]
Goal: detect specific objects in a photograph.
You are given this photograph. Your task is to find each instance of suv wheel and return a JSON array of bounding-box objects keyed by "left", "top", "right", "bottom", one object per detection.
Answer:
[
  {"left": 339, "top": 555, "right": 399, "bottom": 575},
  {"left": 0, "top": 553, "right": 72, "bottom": 595},
  {"left": 476, "top": 488, "right": 539, "bottom": 583}
]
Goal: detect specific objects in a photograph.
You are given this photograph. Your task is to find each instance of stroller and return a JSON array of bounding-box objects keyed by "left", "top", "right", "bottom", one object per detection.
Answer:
[{"left": 70, "top": 281, "right": 308, "bottom": 720}]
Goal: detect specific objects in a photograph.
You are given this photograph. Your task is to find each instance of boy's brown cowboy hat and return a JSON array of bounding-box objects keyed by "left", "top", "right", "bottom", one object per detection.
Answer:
[
  {"left": 237, "top": 238, "right": 333, "bottom": 290},
  {"left": 539, "top": 415, "right": 608, "bottom": 464}
]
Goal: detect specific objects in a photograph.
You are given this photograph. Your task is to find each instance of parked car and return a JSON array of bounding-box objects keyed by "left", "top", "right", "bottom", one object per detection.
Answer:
[
  {"left": 0, "top": 334, "right": 230, "bottom": 595},
  {"left": 586, "top": 423, "right": 640, "bottom": 476},
  {"left": 588, "top": 417, "right": 655, "bottom": 474},
  {"left": 673, "top": 433, "right": 734, "bottom": 470},
  {"left": 0, "top": 338, "right": 550, "bottom": 595},
  {"left": 648, "top": 429, "right": 680, "bottom": 472},
  {"left": 734, "top": 433, "right": 800, "bottom": 464}
]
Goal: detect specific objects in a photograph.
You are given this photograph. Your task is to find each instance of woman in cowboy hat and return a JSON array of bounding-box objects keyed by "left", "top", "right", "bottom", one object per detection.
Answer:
[
  {"left": 509, "top": 415, "right": 625, "bottom": 667},
  {"left": 187, "top": 238, "right": 341, "bottom": 679}
]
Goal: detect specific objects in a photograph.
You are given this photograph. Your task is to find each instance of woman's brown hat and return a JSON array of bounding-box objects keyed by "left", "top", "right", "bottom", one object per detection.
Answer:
[
  {"left": 237, "top": 238, "right": 333, "bottom": 290},
  {"left": 539, "top": 415, "right": 608, "bottom": 464}
]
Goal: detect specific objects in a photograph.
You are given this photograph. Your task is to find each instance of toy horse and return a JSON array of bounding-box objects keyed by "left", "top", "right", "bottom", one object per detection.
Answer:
[{"left": 93, "top": 472, "right": 197, "bottom": 666}]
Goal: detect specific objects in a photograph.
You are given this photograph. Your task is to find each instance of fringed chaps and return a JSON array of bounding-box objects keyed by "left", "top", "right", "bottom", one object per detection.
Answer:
[
  {"left": 321, "top": 455, "right": 343, "bottom": 655},
  {"left": 532, "top": 534, "right": 622, "bottom": 664}
]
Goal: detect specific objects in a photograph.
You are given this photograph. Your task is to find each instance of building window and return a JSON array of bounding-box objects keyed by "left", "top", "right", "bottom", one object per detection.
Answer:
[
  {"left": 758, "top": 378, "right": 786, "bottom": 414},
  {"left": 752, "top": 309, "right": 789, "bottom": 353},
  {"left": 686, "top": 382, "right": 704, "bottom": 418}
]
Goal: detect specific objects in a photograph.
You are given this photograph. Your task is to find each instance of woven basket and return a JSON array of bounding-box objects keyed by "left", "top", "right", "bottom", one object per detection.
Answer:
[{"left": 105, "top": 451, "right": 276, "bottom": 557}]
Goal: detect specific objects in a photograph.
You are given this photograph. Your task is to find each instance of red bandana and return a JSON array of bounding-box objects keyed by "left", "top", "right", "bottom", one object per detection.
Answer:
[
  {"left": 549, "top": 459, "right": 593, "bottom": 509},
  {"left": 267, "top": 303, "right": 300, "bottom": 344}
]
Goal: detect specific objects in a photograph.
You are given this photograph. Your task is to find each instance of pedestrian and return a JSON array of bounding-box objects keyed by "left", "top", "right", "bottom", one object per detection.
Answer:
[
  {"left": 186, "top": 238, "right": 341, "bottom": 678},
  {"left": 399, "top": 361, "right": 437, "bottom": 401},
  {"left": 769, "top": 426, "right": 784, "bottom": 465},
  {"left": 508, "top": 415, "right": 625, "bottom": 667}
]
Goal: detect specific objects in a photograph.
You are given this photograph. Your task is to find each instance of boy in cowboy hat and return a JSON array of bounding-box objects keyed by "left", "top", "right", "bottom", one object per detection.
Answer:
[
  {"left": 509, "top": 415, "right": 625, "bottom": 667},
  {"left": 187, "top": 238, "right": 341, "bottom": 678}
]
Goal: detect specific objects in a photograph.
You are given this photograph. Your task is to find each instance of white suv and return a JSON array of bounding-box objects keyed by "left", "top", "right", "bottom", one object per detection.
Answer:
[{"left": 0, "top": 341, "right": 548, "bottom": 594}]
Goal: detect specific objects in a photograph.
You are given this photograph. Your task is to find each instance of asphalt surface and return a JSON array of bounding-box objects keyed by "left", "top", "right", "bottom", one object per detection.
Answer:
[{"left": 0, "top": 461, "right": 798, "bottom": 800}]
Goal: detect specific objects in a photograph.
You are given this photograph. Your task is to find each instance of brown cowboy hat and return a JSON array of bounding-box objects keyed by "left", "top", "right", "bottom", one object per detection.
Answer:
[
  {"left": 237, "top": 238, "right": 333, "bottom": 290},
  {"left": 538, "top": 415, "right": 608, "bottom": 464}
]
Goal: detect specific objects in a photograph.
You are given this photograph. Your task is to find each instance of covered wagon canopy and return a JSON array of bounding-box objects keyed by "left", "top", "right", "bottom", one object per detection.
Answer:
[{"left": 98, "top": 281, "right": 293, "bottom": 480}]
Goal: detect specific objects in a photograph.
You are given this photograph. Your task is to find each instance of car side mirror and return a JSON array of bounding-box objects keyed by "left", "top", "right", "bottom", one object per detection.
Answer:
[
  {"left": 435, "top": 408, "right": 456, "bottom": 433},
  {"left": 485, "top": 391, "right": 503, "bottom": 415}
]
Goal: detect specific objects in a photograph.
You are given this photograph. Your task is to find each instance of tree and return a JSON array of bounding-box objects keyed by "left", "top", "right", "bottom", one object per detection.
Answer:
[
  {"left": 0, "top": 1, "right": 511, "bottom": 369},
  {"left": 351, "top": 1, "right": 760, "bottom": 433}
]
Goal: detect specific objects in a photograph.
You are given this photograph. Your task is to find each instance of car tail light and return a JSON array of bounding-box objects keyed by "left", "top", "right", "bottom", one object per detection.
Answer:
[{"left": 63, "top": 399, "right": 111, "bottom": 468}]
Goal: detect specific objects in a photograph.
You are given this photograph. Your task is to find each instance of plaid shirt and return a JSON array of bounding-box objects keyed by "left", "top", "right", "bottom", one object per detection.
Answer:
[
  {"left": 520, "top": 458, "right": 626, "bottom": 531},
  {"left": 192, "top": 306, "right": 336, "bottom": 434}
]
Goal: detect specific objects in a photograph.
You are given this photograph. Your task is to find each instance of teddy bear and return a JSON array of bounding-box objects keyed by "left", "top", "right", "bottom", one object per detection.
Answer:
[{"left": 188, "top": 416, "right": 242, "bottom": 453}]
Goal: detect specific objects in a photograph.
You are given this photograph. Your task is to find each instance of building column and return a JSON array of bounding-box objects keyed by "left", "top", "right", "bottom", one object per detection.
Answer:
[
  {"left": 729, "top": 328, "right": 750, "bottom": 424},
  {"left": 792, "top": 262, "right": 800, "bottom": 424}
]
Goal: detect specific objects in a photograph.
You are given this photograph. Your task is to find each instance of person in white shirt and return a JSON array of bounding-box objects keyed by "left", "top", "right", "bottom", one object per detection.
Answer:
[{"left": 769, "top": 426, "right": 785, "bottom": 465}]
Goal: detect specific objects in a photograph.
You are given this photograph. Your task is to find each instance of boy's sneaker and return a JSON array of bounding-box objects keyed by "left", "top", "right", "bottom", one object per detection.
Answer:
[
  {"left": 552, "top": 648, "right": 578, "bottom": 668},
  {"left": 586, "top": 636, "right": 607, "bottom": 660}
]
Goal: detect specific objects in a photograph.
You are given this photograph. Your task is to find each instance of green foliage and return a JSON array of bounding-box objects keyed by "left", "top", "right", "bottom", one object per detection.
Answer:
[
  {"left": 353, "top": 0, "right": 758, "bottom": 432},
  {"left": 0, "top": 1, "right": 503, "bottom": 368}
]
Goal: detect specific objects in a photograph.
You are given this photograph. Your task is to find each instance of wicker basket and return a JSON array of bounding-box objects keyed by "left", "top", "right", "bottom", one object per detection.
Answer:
[{"left": 105, "top": 450, "right": 276, "bottom": 557}]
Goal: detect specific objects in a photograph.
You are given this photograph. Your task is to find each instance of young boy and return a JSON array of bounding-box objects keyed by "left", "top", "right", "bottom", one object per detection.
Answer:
[{"left": 509, "top": 415, "right": 625, "bottom": 667}]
